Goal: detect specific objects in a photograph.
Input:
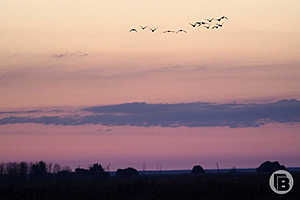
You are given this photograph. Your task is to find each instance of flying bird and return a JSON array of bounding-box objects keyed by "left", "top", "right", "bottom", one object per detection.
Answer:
[
  {"left": 129, "top": 28, "right": 137, "bottom": 32},
  {"left": 203, "top": 25, "right": 210, "bottom": 29},
  {"left": 140, "top": 26, "right": 148, "bottom": 30},
  {"left": 216, "top": 16, "right": 228, "bottom": 22},
  {"left": 211, "top": 25, "right": 219, "bottom": 29},
  {"left": 189, "top": 23, "right": 198, "bottom": 27},
  {"left": 195, "top": 21, "right": 205, "bottom": 26},
  {"left": 150, "top": 28, "right": 158, "bottom": 32},
  {"left": 163, "top": 30, "right": 175, "bottom": 33},
  {"left": 206, "top": 18, "right": 214, "bottom": 23},
  {"left": 216, "top": 22, "right": 224, "bottom": 27},
  {"left": 220, "top": 16, "right": 229, "bottom": 20},
  {"left": 176, "top": 29, "right": 187, "bottom": 33}
]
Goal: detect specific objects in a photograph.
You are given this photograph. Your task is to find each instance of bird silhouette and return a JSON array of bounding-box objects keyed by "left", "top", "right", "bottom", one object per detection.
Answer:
[
  {"left": 150, "top": 28, "right": 158, "bottom": 32},
  {"left": 195, "top": 21, "right": 204, "bottom": 26},
  {"left": 129, "top": 28, "right": 137, "bottom": 32},
  {"left": 189, "top": 23, "right": 198, "bottom": 27},
  {"left": 220, "top": 16, "right": 229, "bottom": 20},
  {"left": 176, "top": 29, "right": 187, "bottom": 33},
  {"left": 216, "top": 16, "right": 228, "bottom": 22},
  {"left": 196, "top": 21, "right": 208, "bottom": 26},
  {"left": 216, "top": 22, "right": 224, "bottom": 27},
  {"left": 206, "top": 18, "right": 214, "bottom": 23},
  {"left": 163, "top": 30, "right": 175, "bottom": 33},
  {"left": 128, "top": 16, "right": 229, "bottom": 33}
]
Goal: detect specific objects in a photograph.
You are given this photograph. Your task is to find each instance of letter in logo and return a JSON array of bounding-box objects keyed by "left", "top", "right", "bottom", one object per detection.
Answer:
[
  {"left": 274, "top": 174, "right": 290, "bottom": 191},
  {"left": 270, "top": 170, "right": 293, "bottom": 194}
]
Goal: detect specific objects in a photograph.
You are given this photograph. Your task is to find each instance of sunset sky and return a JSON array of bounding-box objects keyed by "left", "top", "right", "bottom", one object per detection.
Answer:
[{"left": 0, "top": 0, "right": 299, "bottom": 169}]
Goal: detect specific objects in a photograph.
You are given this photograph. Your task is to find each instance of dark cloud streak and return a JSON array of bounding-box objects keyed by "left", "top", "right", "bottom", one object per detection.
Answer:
[
  {"left": 0, "top": 110, "right": 40, "bottom": 115},
  {"left": 51, "top": 51, "right": 88, "bottom": 59},
  {"left": 1, "top": 99, "right": 300, "bottom": 128}
]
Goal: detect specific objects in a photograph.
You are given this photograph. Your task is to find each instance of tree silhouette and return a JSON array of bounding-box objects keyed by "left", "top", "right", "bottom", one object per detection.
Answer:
[
  {"left": 30, "top": 161, "right": 47, "bottom": 177},
  {"left": 89, "top": 163, "right": 105, "bottom": 176},
  {"left": 19, "top": 162, "right": 28, "bottom": 177},
  {"left": 256, "top": 161, "right": 286, "bottom": 173},
  {"left": 116, "top": 167, "right": 139, "bottom": 176},
  {"left": 191, "top": 165, "right": 205, "bottom": 174},
  {"left": 53, "top": 163, "right": 61, "bottom": 173}
]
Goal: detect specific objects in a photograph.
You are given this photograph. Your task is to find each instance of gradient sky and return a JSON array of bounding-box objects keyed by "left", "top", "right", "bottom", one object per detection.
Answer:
[
  {"left": 1, "top": 123, "right": 299, "bottom": 170},
  {"left": 1, "top": 0, "right": 300, "bottom": 108},
  {"left": 0, "top": 0, "right": 300, "bottom": 169}
]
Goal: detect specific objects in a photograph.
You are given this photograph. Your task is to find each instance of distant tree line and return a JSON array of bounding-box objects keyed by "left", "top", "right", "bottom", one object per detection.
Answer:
[
  {"left": 0, "top": 161, "right": 141, "bottom": 178},
  {"left": 0, "top": 161, "right": 71, "bottom": 177},
  {"left": 0, "top": 160, "right": 287, "bottom": 178}
]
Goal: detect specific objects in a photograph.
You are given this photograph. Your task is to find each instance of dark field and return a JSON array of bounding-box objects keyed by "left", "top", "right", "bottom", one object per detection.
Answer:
[{"left": 0, "top": 171, "right": 299, "bottom": 200}]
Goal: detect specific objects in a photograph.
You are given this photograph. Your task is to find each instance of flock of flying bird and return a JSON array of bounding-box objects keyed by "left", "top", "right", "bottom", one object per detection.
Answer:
[{"left": 129, "top": 16, "right": 229, "bottom": 34}]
